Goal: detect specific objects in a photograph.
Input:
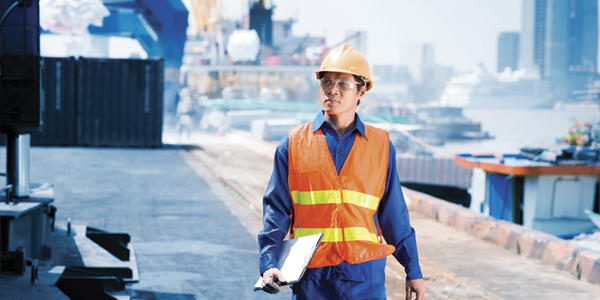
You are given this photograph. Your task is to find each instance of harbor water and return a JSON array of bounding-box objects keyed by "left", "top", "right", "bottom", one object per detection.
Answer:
[{"left": 433, "top": 108, "right": 600, "bottom": 155}]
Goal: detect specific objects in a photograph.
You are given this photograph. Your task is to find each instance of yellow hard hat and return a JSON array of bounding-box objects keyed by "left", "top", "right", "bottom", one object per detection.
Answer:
[{"left": 316, "top": 44, "right": 373, "bottom": 91}]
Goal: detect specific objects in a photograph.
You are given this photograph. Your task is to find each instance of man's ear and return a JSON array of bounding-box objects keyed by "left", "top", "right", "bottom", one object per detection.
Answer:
[{"left": 358, "top": 86, "right": 366, "bottom": 98}]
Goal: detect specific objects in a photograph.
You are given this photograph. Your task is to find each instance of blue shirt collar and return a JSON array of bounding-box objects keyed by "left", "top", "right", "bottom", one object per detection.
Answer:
[{"left": 312, "top": 111, "right": 367, "bottom": 140}]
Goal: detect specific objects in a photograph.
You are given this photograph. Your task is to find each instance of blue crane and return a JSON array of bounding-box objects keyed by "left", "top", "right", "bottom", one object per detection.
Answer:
[{"left": 89, "top": 0, "right": 189, "bottom": 111}]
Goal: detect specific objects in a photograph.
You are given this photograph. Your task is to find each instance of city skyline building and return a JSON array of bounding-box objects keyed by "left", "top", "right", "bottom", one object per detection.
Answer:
[
  {"left": 519, "top": 0, "right": 546, "bottom": 77},
  {"left": 344, "top": 30, "right": 368, "bottom": 56},
  {"left": 398, "top": 43, "right": 454, "bottom": 104},
  {"left": 399, "top": 43, "right": 422, "bottom": 77},
  {"left": 520, "top": 0, "right": 598, "bottom": 98},
  {"left": 497, "top": 32, "right": 520, "bottom": 72},
  {"left": 422, "top": 43, "right": 436, "bottom": 65}
]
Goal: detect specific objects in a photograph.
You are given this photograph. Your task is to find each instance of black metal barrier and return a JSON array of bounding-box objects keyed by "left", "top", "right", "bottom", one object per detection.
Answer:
[
  {"left": 25, "top": 57, "right": 164, "bottom": 148},
  {"left": 55, "top": 226, "right": 136, "bottom": 300},
  {"left": 55, "top": 266, "right": 130, "bottom": 300},
  {"left": 86, "top": 227, "right": 130, "bottom": 261}
]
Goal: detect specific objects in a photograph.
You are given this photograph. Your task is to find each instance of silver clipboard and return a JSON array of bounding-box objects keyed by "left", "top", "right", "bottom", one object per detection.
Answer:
[{"left": 254, "top": 233, "right": 323, "bottom": 291}]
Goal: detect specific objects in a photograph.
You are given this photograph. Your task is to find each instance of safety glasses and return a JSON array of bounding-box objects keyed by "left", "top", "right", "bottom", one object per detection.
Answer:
[{"left": 320, "top": 78, "right": 361, "bottom": 91}]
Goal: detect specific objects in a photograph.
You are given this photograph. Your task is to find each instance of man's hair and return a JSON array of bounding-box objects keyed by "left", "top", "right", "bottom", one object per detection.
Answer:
[{"left": 353, "top": 74, "right": 367, "bottom": 106}]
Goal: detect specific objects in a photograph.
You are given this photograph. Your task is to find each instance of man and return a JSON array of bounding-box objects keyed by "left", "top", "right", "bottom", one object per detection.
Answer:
[
  {"left": 258, "top": 44, "right": 426, "bottom": 300},
  {"left": 176, "top": 88, "right": 194, "bottom": 140}
]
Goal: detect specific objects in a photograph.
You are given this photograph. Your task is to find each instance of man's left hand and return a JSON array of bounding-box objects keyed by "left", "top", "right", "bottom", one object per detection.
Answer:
[
  {"left": 405, "top": 278, "right": 426, "bottom": 300},
  {"left": 261, "top": 268, "right": 287, "bottom": 294}
]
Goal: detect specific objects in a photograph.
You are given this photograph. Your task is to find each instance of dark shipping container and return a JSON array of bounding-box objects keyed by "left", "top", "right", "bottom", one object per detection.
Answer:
[
  {"left": 31, "top": 57, "right": 78, "bottom": 146},
  {"left": 76, "top": 58, "right": 163, "bottom": 148},
  {"left": 23, "top": 57, "right": 163, "bottom": 147}
]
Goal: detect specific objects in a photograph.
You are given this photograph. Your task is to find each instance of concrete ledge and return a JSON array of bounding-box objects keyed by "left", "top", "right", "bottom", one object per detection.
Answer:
[{"left": 404, "top": 188, "right": 600, "bottom": 285}]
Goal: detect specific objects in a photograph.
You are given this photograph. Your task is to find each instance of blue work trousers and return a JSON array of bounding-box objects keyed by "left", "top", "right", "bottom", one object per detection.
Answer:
[{"left": 291, "top": 279, "right": 386, "bottom": 300}]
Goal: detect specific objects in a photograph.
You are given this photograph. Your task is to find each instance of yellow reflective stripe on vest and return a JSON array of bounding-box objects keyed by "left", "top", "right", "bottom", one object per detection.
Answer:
[
  {"left": 294, "top": 227, "right": 379, "bottom": 243},
  {"left": 291, "top": 190, "right": 342, "bottom": 205},
  {"left": 291, "top": 190, "right": 379, "bottom": 211},
  {"left": 294, "top": 228, "right": 343, "bottom": 242},
  {"left": 342, "top": 190, "right": 380, "bottom": 211},
  {"left": 344, "top": 227, "right": 379, "bottom": 243}
]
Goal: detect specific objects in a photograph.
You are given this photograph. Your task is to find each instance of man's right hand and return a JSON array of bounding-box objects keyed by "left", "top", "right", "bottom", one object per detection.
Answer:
[{"left": 261, "top": 268, "right": 287, "bottom": 294}]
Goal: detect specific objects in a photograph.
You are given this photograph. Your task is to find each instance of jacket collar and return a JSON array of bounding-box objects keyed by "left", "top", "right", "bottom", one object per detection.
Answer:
[{"left": 312, "top": 111, "right": 367, "bottom": 140}]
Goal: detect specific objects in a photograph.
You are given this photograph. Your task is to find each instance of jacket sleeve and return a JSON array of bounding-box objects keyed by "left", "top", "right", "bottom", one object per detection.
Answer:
[
  {"left": 378, "top": 141, "right": 423, "bottom": 280},
  {"left": 257, "top": 135, "right": 293, "bottom": 275}
]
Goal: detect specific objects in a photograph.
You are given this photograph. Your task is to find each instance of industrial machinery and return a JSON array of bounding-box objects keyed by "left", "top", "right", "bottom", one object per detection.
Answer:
[
  {"left": 0, "top": 0, "right": 55, "bottom": 276},
  {"left": 1, "top": 3, "right": 144, "bottom": 298}
]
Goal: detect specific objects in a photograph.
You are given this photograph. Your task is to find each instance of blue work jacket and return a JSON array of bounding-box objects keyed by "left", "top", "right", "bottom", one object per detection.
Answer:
[{"left": 258, "top": 111, "right": 423, "bottom": 283}]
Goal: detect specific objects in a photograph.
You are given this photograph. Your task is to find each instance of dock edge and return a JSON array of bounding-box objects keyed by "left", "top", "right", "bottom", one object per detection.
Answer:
[{"left": 404, "top": 188, "right": 600, "bottom": 285}]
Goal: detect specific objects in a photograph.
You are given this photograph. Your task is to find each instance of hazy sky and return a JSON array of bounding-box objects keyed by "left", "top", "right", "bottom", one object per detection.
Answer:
[
  {"left": 283, "top": 0, "right": 521, "bottom": 72},
  {"left": 223, "top": 0, "right": 522, "bottom": 72}
]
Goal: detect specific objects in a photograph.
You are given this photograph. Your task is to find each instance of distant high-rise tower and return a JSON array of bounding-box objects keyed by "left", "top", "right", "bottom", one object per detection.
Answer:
[
  {"left": 520, "top": 0, "right": 546, "bottom": 76},
  {"left": 422, "top": 43, "right": 435, "bottom": 65},
  {"left": 520, "top": 0, "right": 598, "bottom": 97},
  {"left": 399, "top": 43, "right": 422, "bottom": 76},
  {"left": 497, "top": 32, "right": 520, "bottom": 72}
]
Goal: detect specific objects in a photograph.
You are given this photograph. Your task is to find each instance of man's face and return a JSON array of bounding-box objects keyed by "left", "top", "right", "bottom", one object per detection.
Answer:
[{"left": 320, "top": 72, "right": 365, "bottom": 118}]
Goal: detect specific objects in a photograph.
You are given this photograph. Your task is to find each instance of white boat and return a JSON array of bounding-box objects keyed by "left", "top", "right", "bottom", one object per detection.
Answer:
[
  {"left": 585, "top": 209, "right": 600, "bottom": 229},
  {"left": 439, "top": 65, "right": 551, "bottom": 109},
  {"left": 553, "top": 100, "right": 600, "bottom": 111}
]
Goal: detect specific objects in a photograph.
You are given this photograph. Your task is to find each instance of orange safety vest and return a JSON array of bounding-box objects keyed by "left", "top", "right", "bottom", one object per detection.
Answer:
[{"left": 288, "top": 122, "right": 396, "bottom": 268}]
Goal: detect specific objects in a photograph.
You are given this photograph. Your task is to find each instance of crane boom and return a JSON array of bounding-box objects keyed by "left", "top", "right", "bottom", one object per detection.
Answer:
[{"left": 320, "top": 31, "right": 361, "bottom": 60}]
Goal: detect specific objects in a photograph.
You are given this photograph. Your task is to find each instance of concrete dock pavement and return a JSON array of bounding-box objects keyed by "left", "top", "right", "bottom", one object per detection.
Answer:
[{"left": 0, "top": 145, "right": 291, "bottom": 299}]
